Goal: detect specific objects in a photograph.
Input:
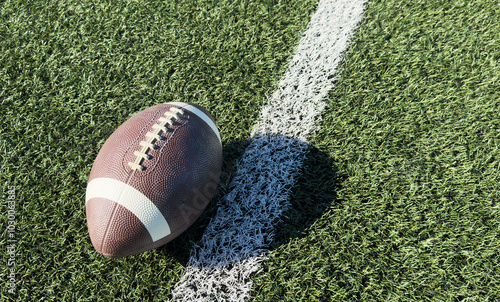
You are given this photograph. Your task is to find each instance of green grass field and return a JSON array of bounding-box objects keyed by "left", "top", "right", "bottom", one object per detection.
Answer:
[{"left": 1, "top": 0, "right": 500, "bottom": 301}]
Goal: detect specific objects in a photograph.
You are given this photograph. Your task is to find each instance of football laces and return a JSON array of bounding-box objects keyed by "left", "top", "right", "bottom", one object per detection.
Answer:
[{"left": 128, "top": 107, "right": 184, "bottom": 171}]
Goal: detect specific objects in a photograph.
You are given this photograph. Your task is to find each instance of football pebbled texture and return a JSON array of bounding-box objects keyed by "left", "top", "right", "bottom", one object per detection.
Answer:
[{"left": 85, "top": 102, "right": 222, "bottom": 258}]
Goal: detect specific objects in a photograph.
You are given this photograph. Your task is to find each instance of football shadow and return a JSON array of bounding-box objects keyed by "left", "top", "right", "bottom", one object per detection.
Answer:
[
  {"left": 159, "top": 136, "right": 251, "bottom": 264},
  {"left": 160, "top": 135, "right": 339, "bottom": 267},
  {"left": 268, "top": 143, "right": 339, "bottom": 251}
]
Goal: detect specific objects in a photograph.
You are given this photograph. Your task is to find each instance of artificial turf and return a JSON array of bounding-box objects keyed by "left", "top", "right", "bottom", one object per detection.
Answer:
[
  {"left": 254, "top": 0, "right": 500, "bottom": 301},
  {"left": 1, "top": 0, "right": 500, "bottom": 301},
  {"left": 0, "top": 0, "right": 316, "bottom": 300}
]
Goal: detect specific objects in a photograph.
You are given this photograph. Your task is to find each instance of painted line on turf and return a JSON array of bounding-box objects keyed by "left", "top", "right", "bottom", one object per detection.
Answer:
[{"left": 171, "top": 0, "right": 367, "bottom": 300}]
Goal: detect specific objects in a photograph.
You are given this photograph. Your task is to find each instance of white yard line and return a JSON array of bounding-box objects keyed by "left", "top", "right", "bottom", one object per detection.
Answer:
[{"left": 171, "top": 1, "right": 367, "bottom": 300}]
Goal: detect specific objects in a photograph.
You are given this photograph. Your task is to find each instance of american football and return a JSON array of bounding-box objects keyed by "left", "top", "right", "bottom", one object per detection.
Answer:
[{"left": 85, "top": 102, "right": 222, "bottom": 258}]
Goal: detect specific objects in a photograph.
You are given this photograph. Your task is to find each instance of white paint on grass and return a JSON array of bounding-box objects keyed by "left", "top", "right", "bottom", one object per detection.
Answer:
[{"left": 171, "top": 0, "right": 367, "bottom": 300}]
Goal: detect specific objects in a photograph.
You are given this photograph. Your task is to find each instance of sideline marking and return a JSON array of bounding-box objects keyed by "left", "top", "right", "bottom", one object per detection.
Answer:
[{"left": 171, "top": 1, "right": 367, "bottom": 300}]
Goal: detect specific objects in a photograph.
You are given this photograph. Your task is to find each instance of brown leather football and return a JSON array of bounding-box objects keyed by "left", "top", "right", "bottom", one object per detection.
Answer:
[{"left": 85, "top": 102, "right": 222, "bottom": 258}]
